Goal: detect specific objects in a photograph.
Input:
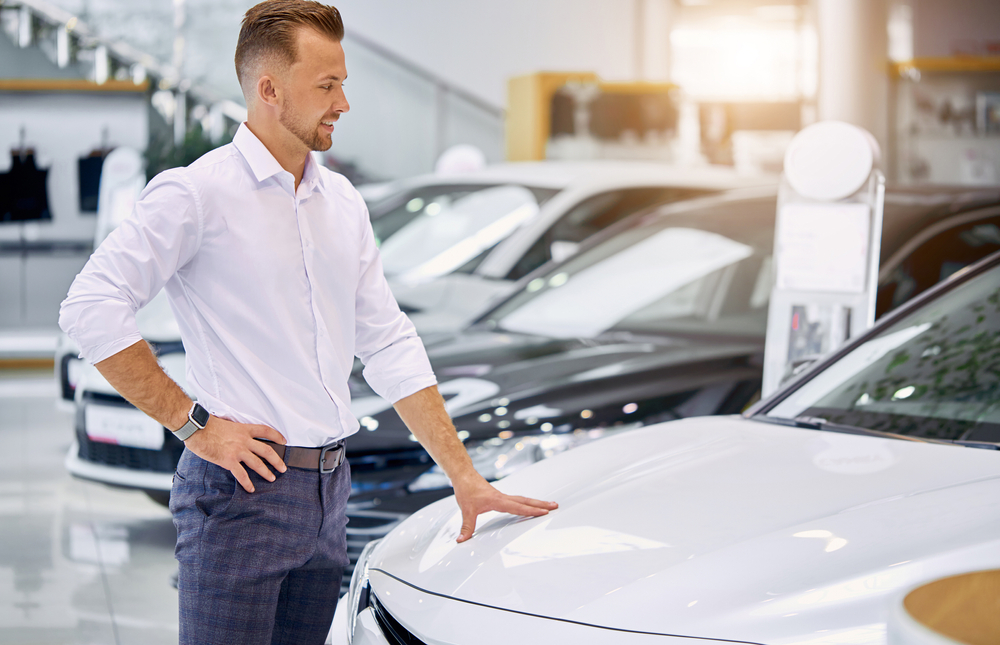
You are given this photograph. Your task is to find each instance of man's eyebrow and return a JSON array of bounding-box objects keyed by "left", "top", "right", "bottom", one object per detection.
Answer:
[{"left": 319, "top": 74, "right": 346, "bottom": 82}]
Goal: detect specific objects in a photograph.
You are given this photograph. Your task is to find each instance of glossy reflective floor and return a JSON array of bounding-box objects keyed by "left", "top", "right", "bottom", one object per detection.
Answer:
[{"left": 1, "top": 369, "right": 179, "bottom": 644}]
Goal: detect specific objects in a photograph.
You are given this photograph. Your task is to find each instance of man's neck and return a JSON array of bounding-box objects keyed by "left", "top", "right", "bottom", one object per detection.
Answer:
[{"left": 244, "top": 120, "right": 309, "bottom": 189}]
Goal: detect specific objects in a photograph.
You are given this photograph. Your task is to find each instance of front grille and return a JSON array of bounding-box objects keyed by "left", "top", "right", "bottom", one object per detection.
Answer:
[
  {"left": 348, "top": 450, "right": 434, "bottom": 496},
  {"left": 342, "top": 510, "right": 407, "bottom": 595},
  {"left": 76, "top": 426, "right": 185, "bottom": 472},
  {"left": 348, "top": 450, "right": 434, "bottom": 474},
  {"left": 75, "top": 396, "right": 184, "bottom": 473},
  {"left": 370, "top": 593, "right": 427, "bottom": 645}
]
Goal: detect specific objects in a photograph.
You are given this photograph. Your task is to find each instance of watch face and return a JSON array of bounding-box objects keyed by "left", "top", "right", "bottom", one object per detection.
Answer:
[{"left": 191, "top": 403, "right": 210, "bottom": 427}]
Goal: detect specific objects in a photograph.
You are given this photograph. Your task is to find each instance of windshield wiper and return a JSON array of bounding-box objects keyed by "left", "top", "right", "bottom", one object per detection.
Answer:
[
  {"left": 753, "top": 415, "right": 1000, "bottom": 450},
  {"left": 752, "top": 414, "right": 932, "bottom": 443},
  {"left": 922, "top": 439, "right": 1000, "bottom": 451}
]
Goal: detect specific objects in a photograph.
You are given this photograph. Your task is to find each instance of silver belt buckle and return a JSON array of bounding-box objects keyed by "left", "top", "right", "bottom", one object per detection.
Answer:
[{"left": 319, "top": 442, "right": 343, "bottom": 474}]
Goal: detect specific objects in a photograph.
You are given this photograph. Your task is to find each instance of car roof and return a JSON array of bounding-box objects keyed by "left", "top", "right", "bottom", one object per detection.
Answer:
[
  {"left": 880, "top": 184, "right": 1000, "bottom": 263},
  {"left": 370, "top": 161, "right": 777, "bottom": 193},
  {"left": 634, "top": 183, "right": 1000, "bottom": 264}
]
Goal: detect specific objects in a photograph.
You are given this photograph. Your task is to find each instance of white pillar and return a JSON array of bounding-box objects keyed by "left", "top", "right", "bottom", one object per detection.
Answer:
[
  {"left": 57, "top": 26, "right": 70, "bottom": 68},
  {"left": 18, "top": 6, "right": 32, "bottom": 47},
  {"left": 208, "top": 103, "right": 225, "bottom": 143},
  {"left": 814, "top": 0, "right": 890, "bottom": 153},
  {"left": 94, "top": 45, "right": 109, "bottom": 85},
  {"left": 640, "top": 0, "right": 675, "bottom": 81},
  {"left": 174, "top": 90, "right": 187, "bottom": 146},
  {"left": 173, "top": 0, "right": 186, "bottom": 77}
]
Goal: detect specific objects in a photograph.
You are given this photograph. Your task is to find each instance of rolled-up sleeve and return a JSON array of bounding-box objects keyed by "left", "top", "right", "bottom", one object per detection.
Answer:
[
  {"left": 353, "top": 207, "right": 437, "bottom": 404},
  {"left": 59, "top": 170, "right": 202, "bottom": 364}
]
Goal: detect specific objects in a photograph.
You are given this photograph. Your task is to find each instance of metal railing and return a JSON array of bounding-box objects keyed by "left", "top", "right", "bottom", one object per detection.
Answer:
[{"left": 344, "top": 28, "right": 504, "bottom": 161}]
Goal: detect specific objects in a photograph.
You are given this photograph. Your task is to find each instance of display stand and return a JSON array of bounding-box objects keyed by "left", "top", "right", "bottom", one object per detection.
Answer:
[{"left": 762, "top": 121, "right": 885, "bottom": 397}]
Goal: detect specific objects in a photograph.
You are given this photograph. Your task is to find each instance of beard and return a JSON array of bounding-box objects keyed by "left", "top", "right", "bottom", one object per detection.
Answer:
[{"left": 279, "top": 99, "right": 333, "bottom": 152}]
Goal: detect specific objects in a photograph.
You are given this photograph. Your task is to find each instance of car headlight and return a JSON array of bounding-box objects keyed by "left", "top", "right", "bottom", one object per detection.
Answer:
[
  {"left": 346, "top": 538, "right": 379, "bottom": 644},
  {"left": 60, "top": 355, "right": 84, "bottom": 401},
  {"left": 408, "top": 422, "right": 641, "bottom": 492}
]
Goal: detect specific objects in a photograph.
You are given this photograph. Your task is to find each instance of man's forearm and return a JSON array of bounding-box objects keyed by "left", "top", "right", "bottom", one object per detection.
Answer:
[
  {"left": 95, "top": 339, "right": 287, "bottom": 492},
  {"left": 94, "top": 339, "right": 193, "bottom": 431},
  {"left": 392, "top": 385, "right": 478, "bottom": 485},
  {"left": 392, "top": 383, "right": 558, "bottom": 542}
]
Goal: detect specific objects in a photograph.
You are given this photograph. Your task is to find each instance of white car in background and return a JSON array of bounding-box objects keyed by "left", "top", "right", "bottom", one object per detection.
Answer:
[
  {"left": 372, "top": 162, "right": 772, "bottom": 334},
  {"left": 339, "top": 249, "right": 1000, "bottom": 645}
]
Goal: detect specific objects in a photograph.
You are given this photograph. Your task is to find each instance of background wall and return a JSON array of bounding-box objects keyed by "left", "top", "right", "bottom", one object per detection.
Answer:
[
  {"left": 0, "top": 91, "right": 148, "bottom": 242},
  {"left": 40, "top": 0, "right": 661, "bottom": 179},
  {"left": 0, "top": 91, "right": 148, "bottom": 327},
  {"left": 911, "top": 0, "right": 1000, "bottom": 57}
]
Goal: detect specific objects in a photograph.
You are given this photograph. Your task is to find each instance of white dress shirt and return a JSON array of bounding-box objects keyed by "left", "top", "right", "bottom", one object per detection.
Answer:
[{"left": 60, "top": 124, "right": 436, "bottom": 447}]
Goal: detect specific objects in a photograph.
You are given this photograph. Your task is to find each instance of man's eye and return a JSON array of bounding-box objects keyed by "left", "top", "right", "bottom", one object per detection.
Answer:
[{"left": 320, "top": 85, "right": 332, "bottom": 90}]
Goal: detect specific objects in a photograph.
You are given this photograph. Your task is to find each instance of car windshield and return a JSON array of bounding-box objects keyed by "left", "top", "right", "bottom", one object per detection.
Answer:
[
  {"left": 368, "top": 183, "right": 559, "bottom": 246},
  {"left": 378, "top": 185, "right": 545, "bottom": 283},
  {"left": 767, "top": 261, "right": 1000, "bottom": 443},
  {"left": 483, "top": 196, "right": 776, "bottom": 339}
]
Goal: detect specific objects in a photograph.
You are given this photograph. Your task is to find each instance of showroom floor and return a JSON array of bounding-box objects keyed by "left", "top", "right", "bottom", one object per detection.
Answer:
[{"left": 0, "top": 368, "right": 180, "bottom": 644}]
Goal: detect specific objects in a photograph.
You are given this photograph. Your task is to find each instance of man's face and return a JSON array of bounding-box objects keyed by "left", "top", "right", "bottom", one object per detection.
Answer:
[{"left": 278, "top": 28, "right": 350, "bottom": 153}]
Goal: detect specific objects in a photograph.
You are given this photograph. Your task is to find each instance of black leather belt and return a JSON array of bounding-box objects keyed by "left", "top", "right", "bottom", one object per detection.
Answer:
[{"left": 260, "top": 440, "right": 345, "bottom": 474}]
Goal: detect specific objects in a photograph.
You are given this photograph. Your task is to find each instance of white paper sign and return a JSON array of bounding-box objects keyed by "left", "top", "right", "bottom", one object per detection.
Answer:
[
  {"left": 85, "top": 405, "right": 165, "bottom": 450},
  {"left": 776, "top": 203, "right": 870, "bottom": 293}
]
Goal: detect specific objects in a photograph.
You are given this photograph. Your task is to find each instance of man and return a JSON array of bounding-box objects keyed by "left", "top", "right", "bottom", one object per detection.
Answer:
[{"left": 59, "top": 2, "right": 557, "bottom": 643}]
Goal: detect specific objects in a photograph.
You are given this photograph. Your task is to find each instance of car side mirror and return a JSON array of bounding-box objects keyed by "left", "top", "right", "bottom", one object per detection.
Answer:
[{"left": 550, "top": 240, "right": 580, "bottom": 263}]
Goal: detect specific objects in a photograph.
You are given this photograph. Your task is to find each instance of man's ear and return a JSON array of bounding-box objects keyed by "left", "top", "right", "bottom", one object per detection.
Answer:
[{"left": 257, "top": 74, "right": 280, "bottom": 107}]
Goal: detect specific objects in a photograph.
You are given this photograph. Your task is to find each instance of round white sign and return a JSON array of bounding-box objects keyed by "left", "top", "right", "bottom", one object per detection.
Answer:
[{"left": 784, "top": 121, "right": 878, "bottom": 201}]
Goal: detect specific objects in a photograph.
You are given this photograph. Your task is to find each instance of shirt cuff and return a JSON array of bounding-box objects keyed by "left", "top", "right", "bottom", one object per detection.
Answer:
[
  {"left": 383, "top": 373, "right": 439, "bottom": 405},
  {"left": 361, "top": 335, "right": 438, "bottom": 404},
  {"left": 80, "top": 333, "right": 145, "bottom": 365}
]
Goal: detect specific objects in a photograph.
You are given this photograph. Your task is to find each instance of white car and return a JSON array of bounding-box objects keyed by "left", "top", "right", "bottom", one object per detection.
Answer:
[
  {"left": 372, "top": 161, "right": 772, "bottom": 334},
  {"left": 339, "top": 249, "right": 1000, "bottom": 645}
]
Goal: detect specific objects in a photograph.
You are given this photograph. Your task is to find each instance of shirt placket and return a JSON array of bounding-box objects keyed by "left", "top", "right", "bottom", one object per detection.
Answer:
[{"left": 294, "top": 185, "right": 346, "bottom": 423}]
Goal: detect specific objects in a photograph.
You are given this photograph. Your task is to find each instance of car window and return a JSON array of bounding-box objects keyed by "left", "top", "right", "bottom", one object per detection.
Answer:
[
  {"left": 487, "top": 198, "right": 776, "bottom": 339},
  {"left": 379, "top": 185, "right": 543, "bottom": 283},
  {"left": 506, "top": 187, "right": 713, "bottom": 280},
  {"left": 769, "top": 261, "right": 1000, "bottom": 443},
  {"left": 370, "top": 184, "right": 560, "bottom": 246},
  {"left": 876, "top": 213, "right": 1000, "bottom": 318}
]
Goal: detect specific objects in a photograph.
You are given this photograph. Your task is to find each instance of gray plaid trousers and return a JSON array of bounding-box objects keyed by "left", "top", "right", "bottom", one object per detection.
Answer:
[{"left": 170, "top": 448, "right": 351, "bottom": 645}]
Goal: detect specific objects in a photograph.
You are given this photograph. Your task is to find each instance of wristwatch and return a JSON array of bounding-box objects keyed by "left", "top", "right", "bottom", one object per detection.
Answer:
[{"left": 173, "top": 402, "right": 210, "bottom": 441}]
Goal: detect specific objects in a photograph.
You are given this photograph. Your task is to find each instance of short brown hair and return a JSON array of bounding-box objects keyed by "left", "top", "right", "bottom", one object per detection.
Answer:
[{"left": 235, "top": 0, "right": 344, "bottom": 92}]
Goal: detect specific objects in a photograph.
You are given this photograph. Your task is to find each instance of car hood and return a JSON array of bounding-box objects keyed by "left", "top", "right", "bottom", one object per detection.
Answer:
[
  {"left": 347, "top": 330, "right": 760, "bottom": 453},
  {"left": 369, "top": 416, "right": 1000, "bottom": 643}
]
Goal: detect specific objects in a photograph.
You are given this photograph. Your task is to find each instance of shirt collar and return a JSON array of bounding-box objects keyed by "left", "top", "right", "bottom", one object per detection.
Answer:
[
  {"left": 233, "top": 123, "right": 325, "bottom": 195},
  {"left": 233, "top": 123, "right": 290, "bottom": 184},
  {"left": 301, "top": 151, "right": 323, "bottom": 192}
]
